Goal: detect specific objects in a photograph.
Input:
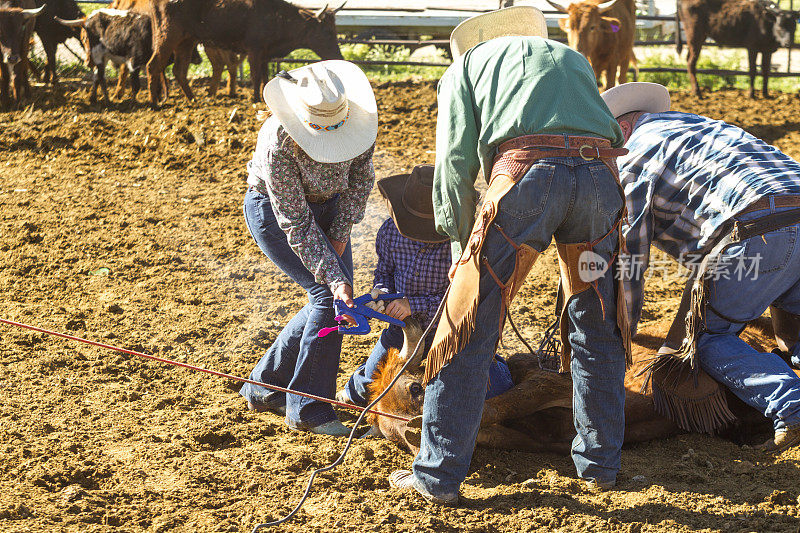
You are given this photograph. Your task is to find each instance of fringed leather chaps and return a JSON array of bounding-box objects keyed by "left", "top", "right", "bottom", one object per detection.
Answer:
[{"left": 424, "top": 134, "right": 630, "bottom": 384}]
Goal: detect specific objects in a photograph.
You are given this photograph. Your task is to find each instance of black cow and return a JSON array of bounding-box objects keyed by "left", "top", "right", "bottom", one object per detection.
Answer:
[
  {"left": 676, "top": 0, "right": 798, "bottom": 98},
  {"left": 0, "top": 2, "right": 42, "bottom": 109},
  {"left": 146, "top": 0, "right": 346, "bottom": 104},
  {"left": 30, "top": 0, "right": 83, "bottom": 86}
]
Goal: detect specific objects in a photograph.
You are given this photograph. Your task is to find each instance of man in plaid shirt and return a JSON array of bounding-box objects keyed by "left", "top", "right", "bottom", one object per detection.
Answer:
[
  {"left": 604, "top": 82, "right": 800, "bottom": 452},
  {"left": 337, "top": 165, "right": 513, "bottom": 407}
]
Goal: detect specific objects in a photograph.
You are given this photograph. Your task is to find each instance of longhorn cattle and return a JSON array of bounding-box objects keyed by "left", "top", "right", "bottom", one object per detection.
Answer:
[
  {"left": 676, "top": 0, "right": 797, "bottom": 98},
  {"left": 368, "top": 319, "right": 794, "bottom": 454},
  {"left": 28, "top": 0, "right": 83, "bottom": 86},
  {"left": 546, "top": 0, "right": 636, "bottom": 90},
  {"left": 146, "top": 0, "right": 345, "bottom": 104},
  {"left": 109, "top": 0, "right": 242, "bottom": 98},
  {"left": 0, "top": 2, "right": 42, "bottom": 109}
]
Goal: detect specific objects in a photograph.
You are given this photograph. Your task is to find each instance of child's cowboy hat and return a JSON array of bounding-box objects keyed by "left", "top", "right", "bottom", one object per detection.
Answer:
[
  {"left": 600, "top": 82, "right": 671, "bottom": 118},
  {"left": 377, "top": 165, "right": 448, "bottom": 244},
  {"left": 263, "top": 60, "right": 378, "bottom": 164},
  {"left": 449, "top": 6, "right": 548, "bottom": 59}
]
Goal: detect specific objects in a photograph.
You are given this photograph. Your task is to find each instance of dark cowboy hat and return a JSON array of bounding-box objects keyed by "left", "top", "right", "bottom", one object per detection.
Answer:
[{"left": 376, "top": 165, "right": 449, "bottom": 244}]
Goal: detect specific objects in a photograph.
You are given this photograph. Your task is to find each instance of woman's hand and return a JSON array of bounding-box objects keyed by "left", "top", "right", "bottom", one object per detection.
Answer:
[
  {"left": 333, "top": 283, "right": 357, "bottom": 326},
  {"left": 385, "top": 297, "right": 412, "bottom": 320},
  {"left": 330, "top": 239, "right": 348, "bottom": 257}
]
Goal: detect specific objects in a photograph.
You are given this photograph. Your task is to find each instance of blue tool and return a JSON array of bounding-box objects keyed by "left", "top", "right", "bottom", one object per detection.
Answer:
[{"left": 318, "top": 292, "right": 406, "bottom": 337}]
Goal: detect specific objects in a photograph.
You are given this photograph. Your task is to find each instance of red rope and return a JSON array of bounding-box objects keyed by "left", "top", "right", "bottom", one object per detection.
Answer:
[{"left": 0, "top": 317, "right": 410, "bottom": 423}]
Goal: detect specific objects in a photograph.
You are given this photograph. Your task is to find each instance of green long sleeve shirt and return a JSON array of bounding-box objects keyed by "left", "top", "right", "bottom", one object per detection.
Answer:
[{"left": 433, "top": 36, "right": 625, "bottom": 259}]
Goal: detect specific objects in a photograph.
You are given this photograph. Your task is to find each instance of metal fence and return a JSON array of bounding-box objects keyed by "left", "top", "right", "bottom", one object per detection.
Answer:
[{"left": 68, "top": 4, "right": 800, "bottom": 81}]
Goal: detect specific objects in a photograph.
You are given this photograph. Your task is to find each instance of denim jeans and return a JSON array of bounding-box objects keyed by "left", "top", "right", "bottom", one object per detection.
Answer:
[
  {"left": 344, "top": 325, "right": 515, "bottom": 406},
  {"left": 239, "top": 188, "right": 353, "bottom": 428},
  {"left": 412, "top": 157, "right": 627, "bottom": 497},
  {"left": 698, "top": 203, "right": 800, "bottom": 432}
]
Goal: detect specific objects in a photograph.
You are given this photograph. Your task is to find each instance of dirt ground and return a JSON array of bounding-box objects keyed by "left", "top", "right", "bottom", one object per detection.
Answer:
[{"left": 1, "top": 80, "right": 800, "bottom": 533}]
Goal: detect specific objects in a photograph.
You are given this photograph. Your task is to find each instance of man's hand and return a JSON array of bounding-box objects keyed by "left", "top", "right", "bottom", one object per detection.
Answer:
[
  {"left": 330, "top": 239, "right": 348, "bottom": 257},
  {"left": 385, "top": 297, "right": 411, "bottom": 320},
  {"left": 333, "top": 284, "right": 357, "bottom": 326}
]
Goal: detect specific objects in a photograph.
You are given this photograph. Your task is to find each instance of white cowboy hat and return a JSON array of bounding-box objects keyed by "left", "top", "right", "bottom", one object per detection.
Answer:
[
  {"left": 263, "top": 60, "right": 378, "bottom": 164},
  {"left": 449, "top": 6, "right": 548, "bottom": 59},
  {"left": 600, "top": 82, "right": 671, "bottom": 118}
]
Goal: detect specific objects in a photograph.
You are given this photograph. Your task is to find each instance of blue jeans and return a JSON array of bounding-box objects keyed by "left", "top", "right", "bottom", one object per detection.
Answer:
[
  {"left": 345, "top": 325, "right": 515, "bottom": 406},
  {"left": 239, "top": 188, "right": 353, "bottom": 428},
  {"left": 698, "top": 203, "right": 800, "bottom": 432},
  {"left": 412, "top": 157, "right": 627, "bottom": 497}
]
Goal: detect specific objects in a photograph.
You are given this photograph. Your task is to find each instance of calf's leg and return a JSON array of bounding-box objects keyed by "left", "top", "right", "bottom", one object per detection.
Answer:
[
  {"left": 761, "top": 52, "right": 771, "bottom": 99},
  {"left": 172, "top": 39, "right": 195, "bottom": 101},
  {"left": 747, "top": 49, "right": 758, "bottom": 99},
  {"left": 114, "top": 66, "right": 129, "bottom": 99}
]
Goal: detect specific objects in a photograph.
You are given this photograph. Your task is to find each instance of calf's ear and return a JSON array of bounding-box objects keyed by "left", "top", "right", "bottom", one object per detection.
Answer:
[{"left": 558, "top": 18, "right": 570, "bottom": 31}]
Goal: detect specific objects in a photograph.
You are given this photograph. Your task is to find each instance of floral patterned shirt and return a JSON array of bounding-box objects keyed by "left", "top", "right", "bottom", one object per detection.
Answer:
[{"left": 247, "top": 117, "right": 375, "bottom": 290}]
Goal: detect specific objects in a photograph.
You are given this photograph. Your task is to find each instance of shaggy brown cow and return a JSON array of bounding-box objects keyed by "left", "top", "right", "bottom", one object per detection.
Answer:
[
  {"left": 109, "top": 0, "right": 241, "bottom": 99},
  {"left": 546, "top": 0, "right": 636, "bottom": 90},
  {"left": 368, "top": 318, "right": 793, "bottom": 454},
  {"left": 146, "top": 0, "right": 345, "bottom": 104},
  {"left": 676, "top": 0, "right": 797, "bottom": 98},
  {"left": 0, "top": 2, "right": 42, "bottom": 109}
]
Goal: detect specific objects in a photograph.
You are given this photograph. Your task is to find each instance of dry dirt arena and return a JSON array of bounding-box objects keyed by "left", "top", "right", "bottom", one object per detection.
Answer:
[{"left": 2, "top": 80, "right": 800, "bottom": 532}]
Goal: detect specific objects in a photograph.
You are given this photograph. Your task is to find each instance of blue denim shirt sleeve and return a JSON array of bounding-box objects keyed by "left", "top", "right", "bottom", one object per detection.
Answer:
[{"left": 620, "top": 173, "right": 655, "bottom": 335}]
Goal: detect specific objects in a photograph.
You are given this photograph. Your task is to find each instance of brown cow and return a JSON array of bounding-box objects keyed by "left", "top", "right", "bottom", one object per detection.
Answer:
[
  {"left": 0, "top": 2, "right": 42, "bottom": 109},
  {"left": 109, "top": 0, "right": 241, "bottom": 98},
  {"left": 367, "top": 319, "right": 794, "bottom": 454},
  {"left": 146, "top": 0, "right": 345, "bottom": 104},
  {"left": 546, "top": 0, "right": 636, "bottom": 90},
  {"left": 676, "top": 0, "right": 797, "bottom": 98}
]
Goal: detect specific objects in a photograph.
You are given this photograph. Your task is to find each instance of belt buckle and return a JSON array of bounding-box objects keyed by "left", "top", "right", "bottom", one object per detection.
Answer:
[{"left": 579, "top": 145, "right": 600, "bottom": 161}]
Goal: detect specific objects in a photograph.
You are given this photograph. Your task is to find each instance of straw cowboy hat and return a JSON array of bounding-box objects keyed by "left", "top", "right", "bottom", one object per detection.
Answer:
[
  {"left": 263, "top": 60, "right": 378, "bottom": 164},
  {"left": 377, "top": 165, "right": 449, "bottom": 243},
  {"left": 449, "top": 6, "right": 548, "bottom": 59},
  {"left": 600, "top": 82, "right": 671, "bottom": 118}
]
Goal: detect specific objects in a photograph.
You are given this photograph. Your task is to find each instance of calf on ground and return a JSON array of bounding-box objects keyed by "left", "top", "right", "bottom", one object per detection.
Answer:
[
  {"left": 369, "top": 319, "right": 789, "bottom": 454},
  {"left": 0, "top": 2, "right": 42, "bottom": 109},
  {"left": 56, "top": 9, "right": 153, "bottom": 103},
  {"left": 546, "top": 0, "right": 636, "bottom": 90},
  {"left": 676, "top": 0, "right": 798, "bottom": 98},
  {"left": 146, "top": 0, "right": 345, "bottom": 104}
]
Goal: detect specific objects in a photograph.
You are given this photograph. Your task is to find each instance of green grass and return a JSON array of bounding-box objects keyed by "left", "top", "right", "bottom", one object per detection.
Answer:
[{"left": 636, "top": 47, "right": 800, "bottom": 93}]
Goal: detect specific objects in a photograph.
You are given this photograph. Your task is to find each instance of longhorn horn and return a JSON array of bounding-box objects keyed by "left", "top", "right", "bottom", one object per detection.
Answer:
[
  {"left": 546, "top": 0, "right": 569, "bottom": 13},
  {"left": 597, "top": 0, "right": 619, "bottom": 13},
  {"left": 314, "top": 3, "right": 329, "bottom": 18},
  {"left": 21, "top": 4, "right": 46, "bottom": 18},
  {"left": 54, "top": 15, "right": 86, "bottom": 27},
  {"left": 332, "top": 1, "right": 346, "bottom": 14}
]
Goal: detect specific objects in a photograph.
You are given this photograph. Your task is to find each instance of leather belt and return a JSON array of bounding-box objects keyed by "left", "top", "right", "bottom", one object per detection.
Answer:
[
  {"left": 736, "top": 194, "right": 800, "bottom": 217},
  {"left": 496, "top": 133, "right": 628, "bottom": 162}
]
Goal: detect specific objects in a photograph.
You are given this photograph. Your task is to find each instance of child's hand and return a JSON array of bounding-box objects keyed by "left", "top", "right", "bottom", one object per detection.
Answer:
[{"left": 385, "top": 297, "right": 411, "bottom": 320}]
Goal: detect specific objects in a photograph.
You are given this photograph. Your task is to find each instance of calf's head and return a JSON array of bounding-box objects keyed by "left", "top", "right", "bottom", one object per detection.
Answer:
[
  {"left": 0, "top": 5, "right": 43, "bottom": 66},
  {"left": 771, "top": 10, "right": 797, "bottom": 48},
  {"left": 547, "top": 0, "right": 621, "bottom": 59},
  {"left": 366, "top": 319, "right": 426, "bottom": 453}
]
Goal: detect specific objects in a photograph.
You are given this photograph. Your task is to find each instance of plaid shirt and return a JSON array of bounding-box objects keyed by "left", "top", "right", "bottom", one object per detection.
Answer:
[
  {"left": 619, "top": 111, "right": 800, "bottom": 332},
  {"left": 373, "top": 219, "right": 451, "bottom": 329}
]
